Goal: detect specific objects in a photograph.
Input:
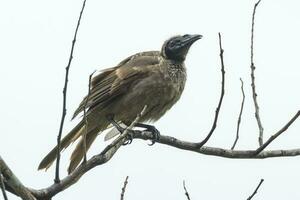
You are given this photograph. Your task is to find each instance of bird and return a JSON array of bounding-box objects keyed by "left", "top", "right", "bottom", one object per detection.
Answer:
[{"left": 38, "top": 34, "right": 202, "bottom": 174}]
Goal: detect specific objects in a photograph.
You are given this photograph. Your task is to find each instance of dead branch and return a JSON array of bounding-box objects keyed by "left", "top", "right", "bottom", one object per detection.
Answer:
[
  {"left": 231, "top": 78, "right": 245, "bottom": 150},
  {"left": 133, "top": 130, "right": 300, "bottom": 159},
  {"left": 0, "top": 156, "right": 36, "bottom": 200},
  {"left": 26, "top": 107, "right": 147, "bottom": 199},
  {"left": 247, "top": 179, "right": 264, "bottom": 200},
  {"left": 250, "top": 0, "right": 264, "bottom": 146},
  {"left": 196, "top": 32, "right": 225, "bottom": 147},
  {"left": 254, "top": 110, "right": 300, "bottom": 155},
  {"left": 55, "top": 0, "right": 87, "bottom": 183},
  {"left": 29, "top": 140, "right": 124, "bottom": 199},
  {"left": 120, "top": 176, "right": 129, "bottom": 200},
  {"left": 0, "top": 172, "right": 8, "bottom": 200},
  {"left": 1, "top": 115, "right": 299, "bottom": 199},
  {"left": 183, "top": 180, "right": 191, "bottom": 200}
]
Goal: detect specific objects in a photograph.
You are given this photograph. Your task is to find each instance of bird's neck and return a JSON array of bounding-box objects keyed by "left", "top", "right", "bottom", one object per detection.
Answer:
[{"left": 166, "top": 61, "right": 186, "bottom": 81}]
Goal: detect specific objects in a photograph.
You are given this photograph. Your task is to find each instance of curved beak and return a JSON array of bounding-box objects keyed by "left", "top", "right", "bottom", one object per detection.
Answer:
[{"left": 181, "top": 34, "right": 202, "bottom": 46}]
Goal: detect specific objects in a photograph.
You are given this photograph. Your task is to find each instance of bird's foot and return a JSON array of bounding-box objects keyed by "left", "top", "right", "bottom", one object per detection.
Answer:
[
  {"left": 135, "top": 123, "right": 160, "bottom": 145},
  {"left": 112, "top": 125, "right": 135, "bottom": 146},
  {"left": 122, "top": 132, "right": 134, "bottom": 145},
  {"left": 106, "top": 115, "right": 135, "bottom": 145},
  {"left": 147, "top": 126, "right": 160, "bottom": 146}
]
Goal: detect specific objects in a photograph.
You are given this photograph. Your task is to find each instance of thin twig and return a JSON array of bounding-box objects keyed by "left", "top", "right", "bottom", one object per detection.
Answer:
[
  {"left": 197, "top": 32, "right": 225, "bottom": 147},
  {"left": 247, "top": 179, "right": 264, "bottom": 200},
  {"left": 231, "top": 78, "right": 245, "bottom": 150},
  {"left": 254, "top": 110, "right": 300, "bottom": 155},
  {"left": 183, "top": 180, "right": 191, "bottom": 200},
  {"left": 83, "top": 71, "right": 96, "bottom": 162},
  {"left": 120, "top": 176, "right": 129, "bottom": 200},
  {"left": 0, "top": 172, "right": 8, "bottom": 200},
  {"left": 250, "top": 0, "right": 264, "bottom": 147},
  {"left": 55, "top": 0, "right": 87, "bottom": 183}
]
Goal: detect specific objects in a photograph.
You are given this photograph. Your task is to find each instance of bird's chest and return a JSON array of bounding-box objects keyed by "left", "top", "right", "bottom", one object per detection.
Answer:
[
  {"left": 141, "top": 64, "right": 186, "bottom": 121},
  {"left": 165, "top": 63, "right": 186, "bottom": 92}
]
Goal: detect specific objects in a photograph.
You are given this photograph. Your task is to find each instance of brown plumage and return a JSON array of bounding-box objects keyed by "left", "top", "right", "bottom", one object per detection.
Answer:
[{"left": 38, "top": 34, "right": 202, "bottom": 173}]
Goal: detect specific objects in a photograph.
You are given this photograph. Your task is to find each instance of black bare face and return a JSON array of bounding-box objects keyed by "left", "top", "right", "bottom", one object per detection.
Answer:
[{"left": 164, "top": 34, "right": 202, "bottom": 62}]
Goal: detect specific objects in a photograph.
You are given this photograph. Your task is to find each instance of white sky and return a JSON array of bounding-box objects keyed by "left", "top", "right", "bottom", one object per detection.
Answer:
[{"left": 1, "top": 0, "right": 300, "bottom": 199}]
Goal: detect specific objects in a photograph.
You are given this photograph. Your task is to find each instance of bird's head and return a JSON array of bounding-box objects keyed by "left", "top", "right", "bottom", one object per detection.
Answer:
[{"left": 162, "top": 34, "right": 202, "bottom": 62}]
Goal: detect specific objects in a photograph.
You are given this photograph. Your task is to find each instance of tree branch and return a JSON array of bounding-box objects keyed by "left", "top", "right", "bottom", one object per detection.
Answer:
[
  {"left": 247, "top": 179, "right": 264, "bottom": 200},
  {"left": 28, "top": 106, "right": 147, "bottom": 199},
  {"left": 0, "top": 156, "right": 36, "bottom": 200},
  {"left": 250, "top": 0, "right": 264, "bottom": 147},
  {"left": 183, "top": 180, "right": 191, "bottom": 200},
  {"left": 196, "top": 32, "right": 225, "bottom": 147},
  {"left": 0, "top": 172, "right": 8, "bottom": 200},
  {"left": 254, "top": 110, "right": 300, "bottom": 155},
  {"left": 231, "top": 78, "right": 245, "bottom": 150},
  {"left": 30, "top": 135, "right": 125, "bottom": 199},
  {"left": 132, "top": 131, "right": 300, "bottom": 159},
  {"left": 3, "top": 119, "right": 300, "bottom": 199},
  {"left": 120, "top": 176, "right": 129, "bottom": 200},
  {"left": 55, "top": 0, "right": 87, "bottom": 183}
]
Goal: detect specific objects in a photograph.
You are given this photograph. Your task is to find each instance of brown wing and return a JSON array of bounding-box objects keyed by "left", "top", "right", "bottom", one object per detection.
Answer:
[{"left": 72, "top": 51, "right": 161, "bottom": 119}]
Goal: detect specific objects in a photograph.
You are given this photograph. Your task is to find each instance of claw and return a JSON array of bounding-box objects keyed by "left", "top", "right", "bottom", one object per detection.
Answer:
[
  {"left": 147, "top": 126, "right": 160, "bottom": 146},
  {"left": 122, "top": 132, "right": 133, "bottom": 145},
  {"left": 134, "top": 123, "right": 160, "bottom": 145}
]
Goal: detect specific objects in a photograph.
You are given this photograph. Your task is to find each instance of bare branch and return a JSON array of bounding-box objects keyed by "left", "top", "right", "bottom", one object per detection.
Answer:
[
  {"left": 247, "top": 179, "right": 264, "bottom": 200},
  {"left": 29, "top": 106, "right": 147, "bottom": 199},
  {"left": 30, "top": 140, "right": 124, "bottom": 199},
  {"left": 0, "top": 156, "right": 36, "bottom": 200},
  {"left": 254, "top": 110, "right": 300, "bottom": 155},
  {"left": 183, "top": 180, "right": 191, "bottom": 200},
  {"left": 83, "top": 71, "right": 96, "bottom": 162},
  {"left": 120, "top": 176, "right": 129, "bottom": 200},
  {"left": 0, "top": 172, "right": 8, "bottom": 200},
  {"left": 231, "top": 78, "right": 245, "bottom": 150},
  {"left": 250, "top": 0, "right": 264, "bottom": 147},
  {"left": 1, "top": 184, "right": 18, "bottom": 198},
  {"left": 55, "top": 0, "right": 87, "bottom": 183},
  {"left": 5, "top": 120, "right": 300, "bottom": 200},
  {"left": 196, "top": 32, "right": 225, "bottom": 147},
  {"left": 133, "top": 131, "right": 300, "bottom": 159}
]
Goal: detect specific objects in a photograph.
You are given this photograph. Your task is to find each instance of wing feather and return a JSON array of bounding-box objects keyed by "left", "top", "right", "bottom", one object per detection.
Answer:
[{"left": 72, "top": 51, "right": 161, "bottom": 119}]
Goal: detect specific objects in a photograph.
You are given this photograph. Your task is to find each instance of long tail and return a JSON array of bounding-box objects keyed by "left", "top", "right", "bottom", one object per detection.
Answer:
[
  {"left": 67, "top": 128, "right": 99, "bottom": 174},
  {"left": 38, "top": 120, "right": 85, "bottom": 170}
]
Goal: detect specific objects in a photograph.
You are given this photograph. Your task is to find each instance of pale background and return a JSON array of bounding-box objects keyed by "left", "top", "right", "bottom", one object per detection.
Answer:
[{"left": 1, "top": 0, "right": 300, "bottom": 199}]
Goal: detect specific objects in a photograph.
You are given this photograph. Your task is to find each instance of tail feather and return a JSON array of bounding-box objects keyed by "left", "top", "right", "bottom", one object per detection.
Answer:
[
  {"left": 67, "top": 128, "right": 99, "bottom": 174},
  {"left": 38, "top": 121, "right": 84, "bottom": 170}
]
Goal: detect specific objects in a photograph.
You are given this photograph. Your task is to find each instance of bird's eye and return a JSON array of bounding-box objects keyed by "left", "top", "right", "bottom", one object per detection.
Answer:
[
  {"left": 168, "top": 41, "right": 176, "bottom": 47},
  {"left": 167, "top": 38, "right": 181, "bottom": 49},
  {"left": 171, "top": 39, "right": 180, "bottom": 45}
]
